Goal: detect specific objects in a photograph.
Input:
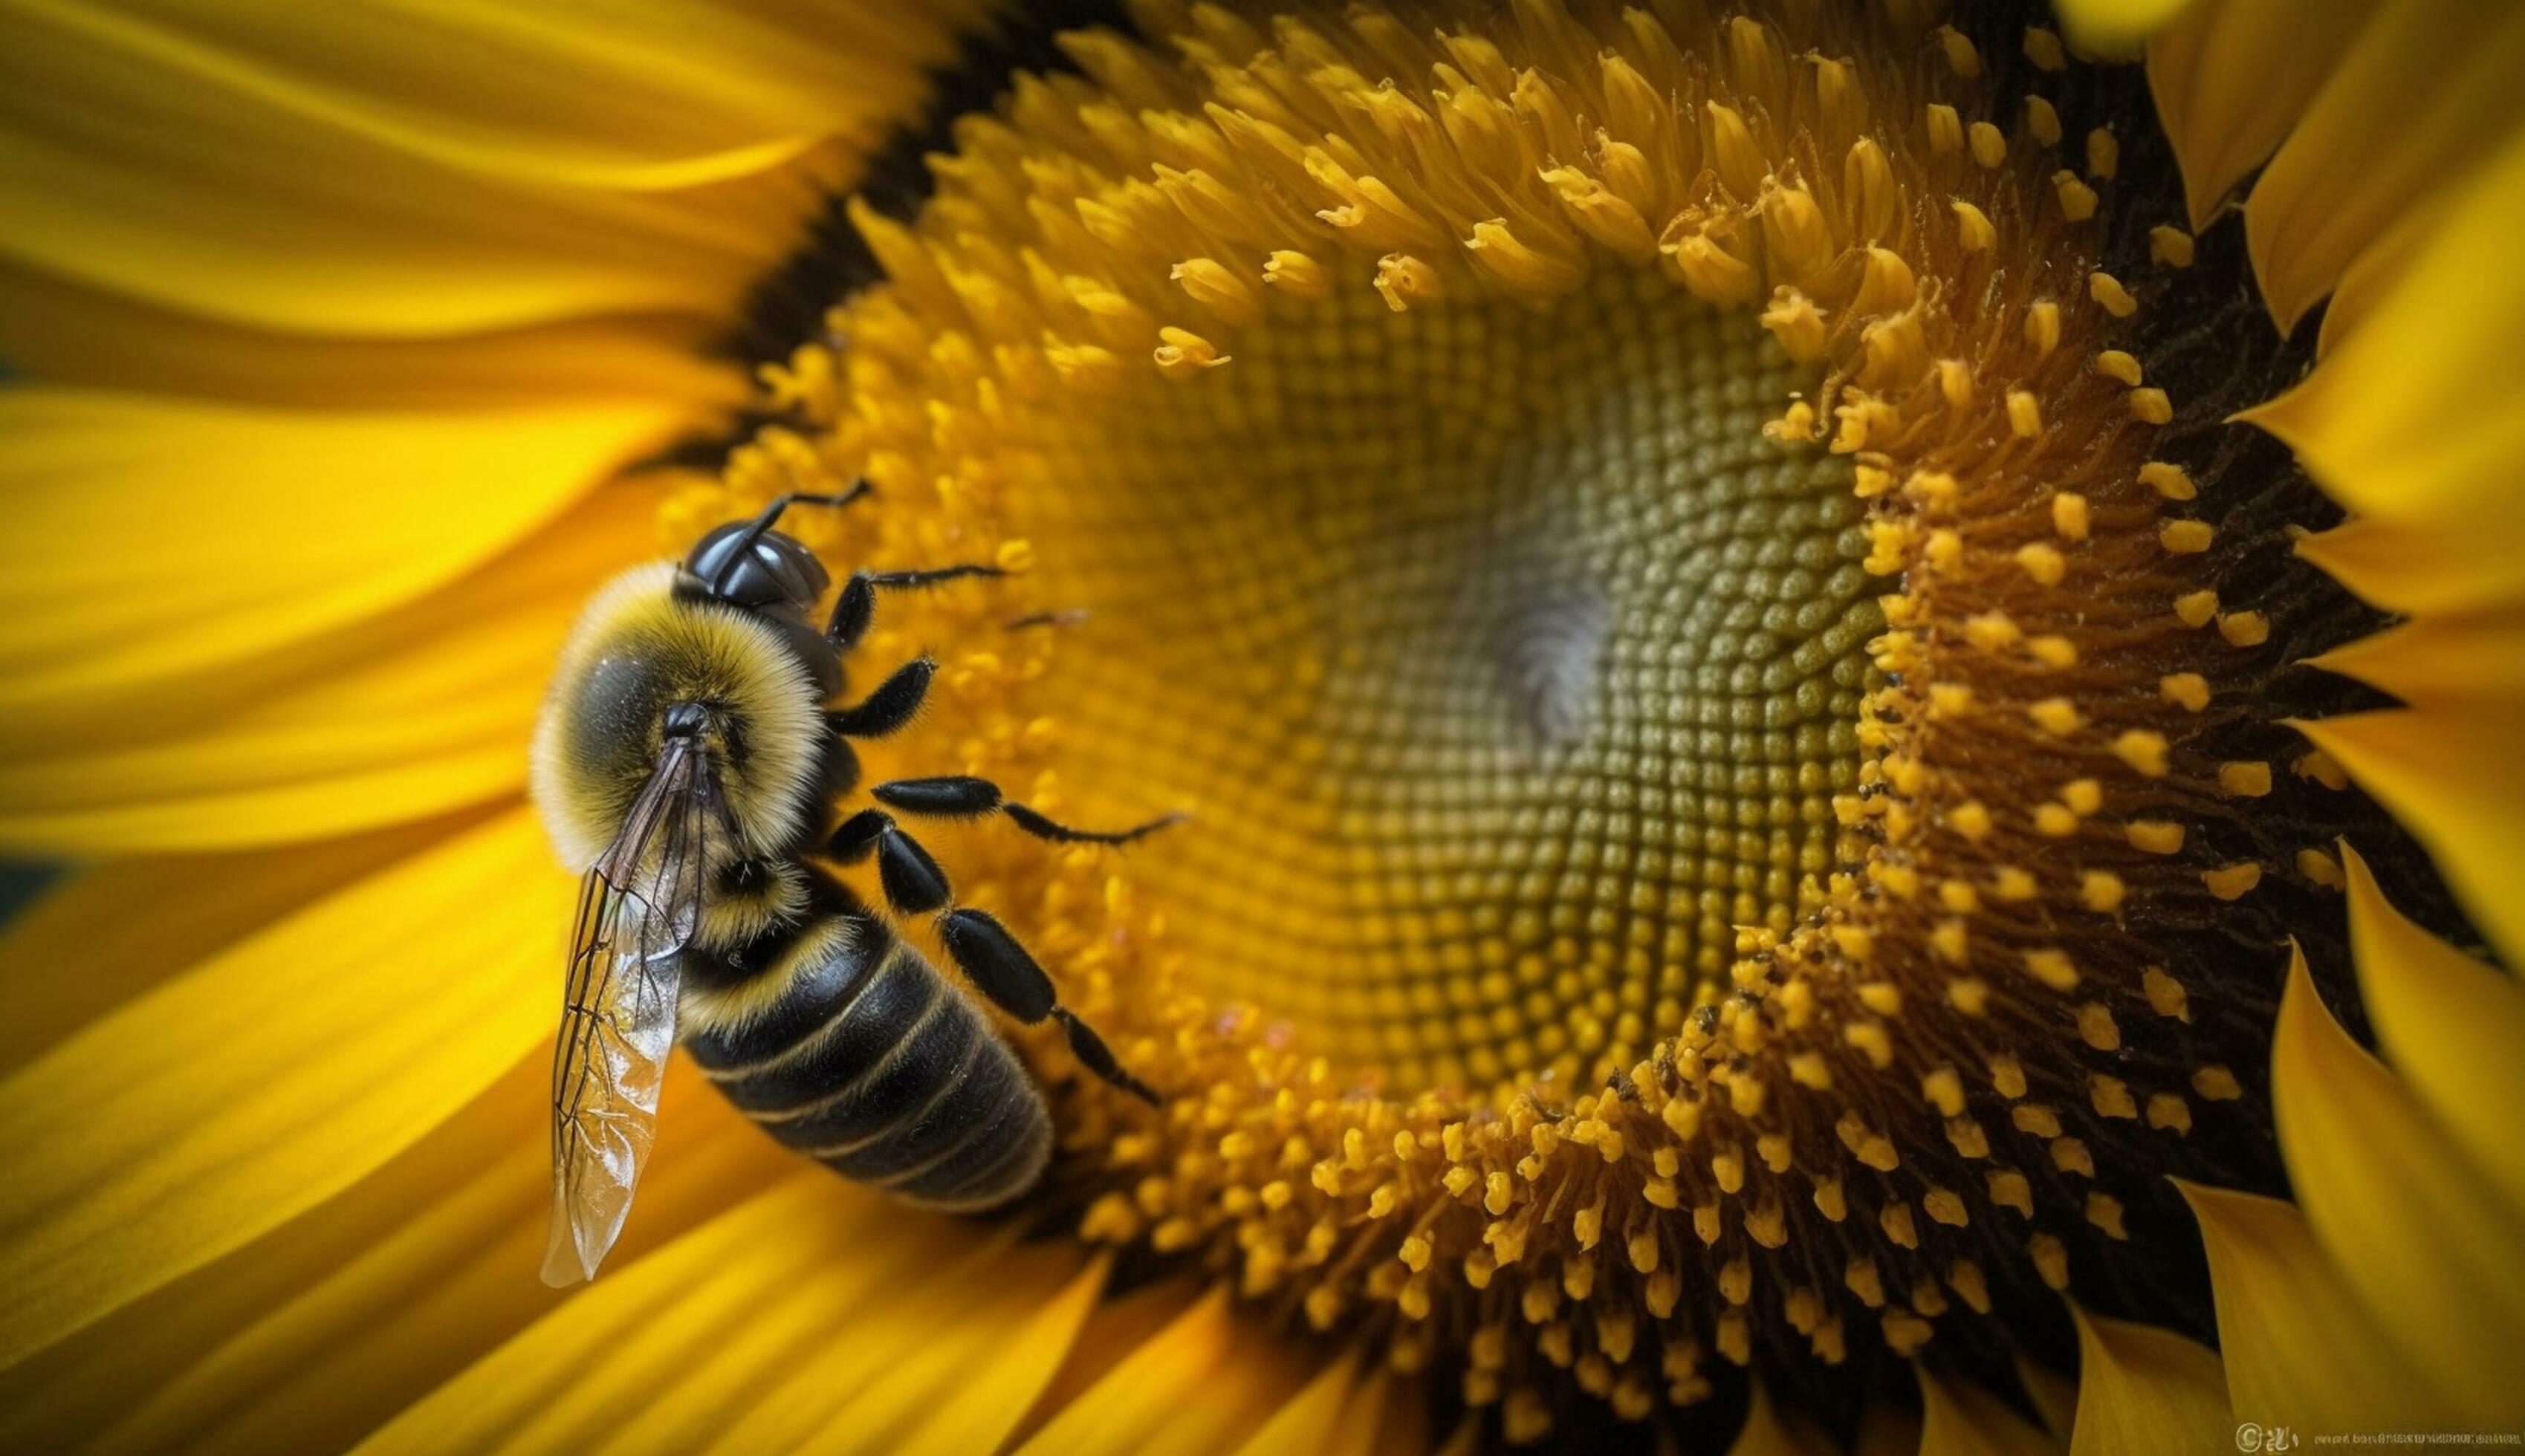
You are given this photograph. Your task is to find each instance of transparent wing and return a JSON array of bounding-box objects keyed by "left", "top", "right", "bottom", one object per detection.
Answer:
[{"left": 541, "top": 734, "right": 715, "bottom": 1287}]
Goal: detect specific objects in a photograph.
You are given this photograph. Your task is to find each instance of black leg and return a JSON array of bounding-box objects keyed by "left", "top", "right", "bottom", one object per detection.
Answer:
[
  {"left": 820, "top": 732, "right": 862, "bottom": 802},
  {"left": 1052, "top": 1009, "right": 1161, "bottom": 1105},
  {"left": 826, "top": 563, "right": 1008, "bottom": 654},
  {"left": 941, "top": 909, "right": 1161, "bottom": 1105},
  {"left": 827, "top": 813, "right": 1164, "bottom": 1104},
  {"left": 1003, "top": 804, "right": 1187, "bottom": 846},
  {"left": 874, "top": 824, "right": 950, "bottom": 915},
  {"left": 826, "top": 810, "right": 951, "bottom": 914},
  {"left": 874, "top": 776, "right": 1184, "bottom": 846},
  {"left": 826, "top": 807, "right": 889, "bottom": 862},
  {"left": 873, "top": 776, "right": 1002, "bottom": 817},
  {"left": 829, "top": 657, "right": 933, "bottom": 739},
  {"left": 826, "top": 575, "right": 877, "bottom": 653}
]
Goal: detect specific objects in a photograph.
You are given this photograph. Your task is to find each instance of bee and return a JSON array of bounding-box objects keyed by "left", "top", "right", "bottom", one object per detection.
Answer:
[{"left": 529, "top": 489, "right": 1173, "bottom": 1287}]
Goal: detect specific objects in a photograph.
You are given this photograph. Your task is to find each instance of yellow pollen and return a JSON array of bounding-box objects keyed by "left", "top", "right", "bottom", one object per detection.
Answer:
[
  {"left": 2026, "top": 97, "right": 2064, "bottom": 148},
  {"left": 2087, "top": 271, "right": 2137, "bottom": 317}
]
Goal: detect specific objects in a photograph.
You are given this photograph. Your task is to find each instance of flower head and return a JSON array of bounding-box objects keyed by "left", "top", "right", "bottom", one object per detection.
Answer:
[{"left": 4, "top": 0, "right": 2524, "bottom": 1450}]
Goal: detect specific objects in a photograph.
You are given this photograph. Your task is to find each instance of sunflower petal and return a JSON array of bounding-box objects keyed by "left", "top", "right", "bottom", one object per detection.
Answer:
[
  {"left": 1014, "top": 1287, "right": 1320, "bottom": 1456},
  {"left": 2176, "top": 1179, "right": 2434, "bottom": 1434},
  {"left": 2015, "top": 1358, "right": 2079, "bottom": 1446},
  {"left": 0, "top": 824, "right": 441, "bottom": 1075},
  {"left": 355, "top": 1176, "right": 1089, "bottom": 1455},
  {"left": 1338, "top": 1366, "right": 1422, "bottom": 1456},
  {"left": 0, "top": 809, "right": 566, "bottom": 1368},
  {"left": 2293, "top": 706, "right": 2525, "bottom": 973},
  {"left": 1728, "top": 1383, "right": 1838, "bottom": 1456},
  {"left": 711, "top": 1238, "right": 1101, "bottom": 1455},
  {"left": 1917, "top": 1366, "right": 2061, "bottom": 1455},
  {"left": 2050, "top": 0, "right": 2196, "bottom": 60},
  {"left": 2338, "top": 843, "right": 2525, "bottom": 1216},
  {"left": 879, "top": 1255, "right": 1112, "bottom": 1456},
  {"left": 0, "top": 481, "right": 664, "bottom": 854},
  {"left": 2145, "top": 0, "right": 2373, "bottom": 230},
  {"left": 0, "top": 1, "right": 905, "bottom": 338},
  {"left": 2242, "top": 3, "right": 2525, "bottom": 334},
  {"left": 10, "top": 0, "right": 984, "bottom": 192},
  {"left": 0, "top": 261, "right": 745, "bottom": 409},
  {"left": 0, "top": 1050, "right": 779, "bottom": 1455},
  {"left": 2246, "top": 129, "right": 2525, "bottom": 617},
  {"left": 2065, "top": 1304, "right": 2229, "bottom": 1456},
  {"left": 1229, "top": 1349, "right": 1367, "bottom": 1456},
  {"left": 2271, "top": 947, "right": 2525, "bottom": 1427},
  {"left": 2311, "top": 186, "right": 2448, "bottom": 359},
  {"left": 0, "top": 389, "right": 686, "bottom": 728}
]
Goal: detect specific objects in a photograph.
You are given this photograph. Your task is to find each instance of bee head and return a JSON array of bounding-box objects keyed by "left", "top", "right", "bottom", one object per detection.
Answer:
[{"left": 682, "top": 519, "right": 832, "bottom": 617}]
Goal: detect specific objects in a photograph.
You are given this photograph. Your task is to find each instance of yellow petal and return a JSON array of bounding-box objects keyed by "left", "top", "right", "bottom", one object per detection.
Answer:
[
  {"left": 2312, "top": 183, "right": 2449, "bottom": 359},
  {"left": 0, "top": 808, "right": 566, "bottom": 1367},
  {"left": 0, "top": 823, "right": 440, "bottom": 1075},
  {"left": 0, "top": 7, "right": 873, "bottom": 337},
  {"left": 1015, "top": 1287, "right": 1320, "bottom": 1456},
  {"left": 0, "top": 389, "right": 687, "bottom": 726},
  {"left": 2294, "top": 705, "right": 2525, "bottom": 972},
  {"left": 2243, "top": 4, "right": 2525, "bottom": 334},
  {"left": 2052, "top": 0, "right": 2197, "bottom": 60},
  {"left": 2289, "top": 516, "right": 2515, "bottom": 620},
  {"left": 2247, "top": 128, "right": 2525, "bottom": 575},
  {"left": 1328, "top": 1365, "right": 1420, "bottom": 1456},
  {"left": 1853, "top": 1401, "right": 1924, "bottom": 1456},
  {"left": 715, "top": 1242, "right": 1102, "bottom": 1455},
  {"left": 2177, "top": 1179, "right": 2435, "bottom": 1434},
  {"left": 884, "top": 1255, "right": 1114, "bottom": 1456},
  {"left": 0, "top": 1052, "right": 782, "bottom": 1454},
  {"left": 2271, "top": 946, "right": 2525, "bottom": 1427},
  {"left": 9, "top": 0, "right": 985, "bottom": 192},
  {"left": 0, "top": 479, "right": 664, "bottom": 854},
  {"left": 1918, "top": 1365, "right": 2061, "bottom": 1456},
  {"left": 2339, "top": 842, "right": 2525, "bottom": 1215},
  {"left": 2145, "top": 0, "right": 2373, "bottom": 230},
  {"left": 1728, "top": 1382, "right": 1840, "bottom": 1456},
  {"left": 2066, "top": 1304, "right": 2229, "bottom": 1456},
  {"left": 1230, "top": 1348, "right": 1367, "bottom": 1456},
  {"left": 2015, "top": 1357, "right": 2079, "bottom": 1446},
  {"left": 356, "top": 1174, "right": 1090, "bottom": 1455},
  {"left": 0, "top": 261, "right": 744, "bottom": 409}
]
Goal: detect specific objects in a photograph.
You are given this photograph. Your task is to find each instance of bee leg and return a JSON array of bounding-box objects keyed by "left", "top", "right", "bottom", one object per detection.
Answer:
[
  {"left": 826, "top": 565, "right": 1008, "bottom": 654},
  {"left": 827, "top": 657, "right": 934, "bottom": 739},
  {"left": 872, "top": 775, "right": 1183, "bottom": 845},
  {"left": 939, "top": 907, "right": 1162, "bottom": 1105},
  {"left": 826, "top": 810, "right": 952, "bottom": 915},
  {"left": 818, "top": 731, "right": 861, "bottom": 802}
]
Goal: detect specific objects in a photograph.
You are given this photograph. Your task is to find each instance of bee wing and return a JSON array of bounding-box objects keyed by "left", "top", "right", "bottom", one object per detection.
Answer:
[{"left": 541, "top": 734, "right": 716, "bottom": 1288}]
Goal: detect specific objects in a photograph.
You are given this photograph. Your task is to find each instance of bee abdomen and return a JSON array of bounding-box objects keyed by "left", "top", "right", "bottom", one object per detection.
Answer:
[{"left": 684, "top": 920, "right": 1051, "bottom": 1212}]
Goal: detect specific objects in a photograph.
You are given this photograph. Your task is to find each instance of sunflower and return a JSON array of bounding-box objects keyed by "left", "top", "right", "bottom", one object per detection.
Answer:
[{"left": 4, "top": 0, "right": 2523, "bottom": 1449}]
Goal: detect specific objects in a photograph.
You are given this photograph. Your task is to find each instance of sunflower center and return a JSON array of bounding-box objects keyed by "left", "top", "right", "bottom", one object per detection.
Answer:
[
  {"left": 1012, "top": 277, "right": 1877, "bottom": 1093},
  {"left": 696, "top": 0, "right": 2355, "bottom": 1437}
]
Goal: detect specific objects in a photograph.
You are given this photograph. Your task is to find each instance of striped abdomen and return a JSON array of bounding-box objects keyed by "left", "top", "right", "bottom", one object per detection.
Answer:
[{"left": 679, "top": 872, "right": 1051, "bottom": 1210}]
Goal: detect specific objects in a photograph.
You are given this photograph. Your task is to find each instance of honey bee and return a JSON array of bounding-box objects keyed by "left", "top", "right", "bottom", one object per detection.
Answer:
[{"left": 529, "top": 489, "right": 1171, "bottom": 1287}]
